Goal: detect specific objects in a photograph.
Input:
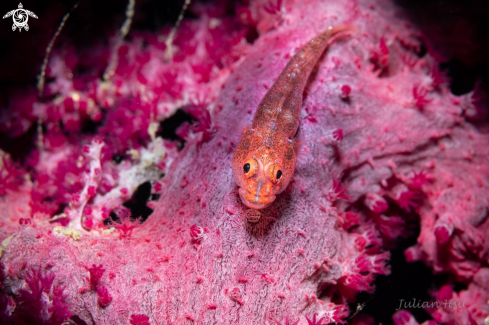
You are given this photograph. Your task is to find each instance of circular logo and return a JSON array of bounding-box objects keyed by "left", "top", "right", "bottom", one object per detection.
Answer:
[{"left": 13, "top": 10, "right": 28, "bottom": 28}]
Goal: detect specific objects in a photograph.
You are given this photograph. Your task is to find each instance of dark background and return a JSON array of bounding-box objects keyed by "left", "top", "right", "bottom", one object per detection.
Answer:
[
  {"left": 0, "top": 0, "right": 488, "bottom": 324},
  {"left": 0, "top": 0, "right": 488, "bottom": 94}
]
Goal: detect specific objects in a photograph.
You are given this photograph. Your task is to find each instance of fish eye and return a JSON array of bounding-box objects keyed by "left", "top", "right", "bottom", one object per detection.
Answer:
[
  {"left": 243, "top": 159, "right": 258, "bottom": 178},
  {"left": 276, "top": 170, "right": 282, "bottom": 179},
  {"left": 267, "top": 163, "right": 283, "bottom": 184}
]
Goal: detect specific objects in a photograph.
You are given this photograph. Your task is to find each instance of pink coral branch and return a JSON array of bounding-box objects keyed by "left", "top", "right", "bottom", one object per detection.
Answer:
[
  {"left": 305, "top": 313, "right": 325, "bottom": 325},
  {"left": 412, "top": 84, "right": 432, "bottom": 109},
  {"left": 63, "top": 138, "right": 104, "bottom": 229}
]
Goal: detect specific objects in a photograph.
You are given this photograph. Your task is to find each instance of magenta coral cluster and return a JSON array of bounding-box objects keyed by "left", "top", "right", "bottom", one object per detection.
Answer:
[
  {"left": 0, "top": 266, "right": 72, "bottom": 325},
  {"left": 84, "top": 264, "right": 112, "bottom": 308},
  {"left": 0, "top": 0, "right": 488, "bottom": 324}
]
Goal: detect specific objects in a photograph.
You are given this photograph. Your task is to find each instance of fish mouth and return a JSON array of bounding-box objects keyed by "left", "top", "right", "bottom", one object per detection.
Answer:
[{"left": 238, "top": 188, "right": 276, "bottom": 210}]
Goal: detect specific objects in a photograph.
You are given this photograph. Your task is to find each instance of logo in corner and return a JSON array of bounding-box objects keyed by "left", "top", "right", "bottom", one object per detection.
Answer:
[{"left": 3, "top": 3, "right": 38, "bottom": 32}]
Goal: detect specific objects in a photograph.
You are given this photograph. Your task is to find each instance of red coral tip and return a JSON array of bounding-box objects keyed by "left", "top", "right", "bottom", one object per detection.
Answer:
[
  {"left": 130, "top": 314, "right": 151, "bottom": 325},
  {"left": 97, "top": 286, "right": 112, "bottom": 308},
  {"left": 340, "top": 85, "right": 351, "bottom": 99}
]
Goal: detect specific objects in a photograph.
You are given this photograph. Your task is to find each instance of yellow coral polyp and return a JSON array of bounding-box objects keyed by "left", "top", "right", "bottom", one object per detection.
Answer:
[{"left": 53, "top": 226, "right": 81, "bottom": 240}]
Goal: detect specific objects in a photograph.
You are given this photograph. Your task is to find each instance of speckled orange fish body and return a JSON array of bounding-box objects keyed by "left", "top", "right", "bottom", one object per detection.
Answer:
[{"left": 232, "top": 26, "right": 349, "bottom": 209}]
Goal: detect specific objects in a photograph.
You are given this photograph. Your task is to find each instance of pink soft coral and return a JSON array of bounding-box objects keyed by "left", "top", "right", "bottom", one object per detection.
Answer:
[
  {"left": 0, "top": 151, "right": 24, "bottom": 196},
  {"left": 130, "top": 314, "right": 151, "bottom": 325},
  {"left": 9, "top": 267, "right": 72, "bottom": 325},
  {"left": 276, "top": 315, "right": 299, "bottom": 325},
  {"left": 87, "top": 264, "right": 105, "bottom": 288},
  {"left": 305, "top": 313, "right": 324, "bottom": 325}
]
